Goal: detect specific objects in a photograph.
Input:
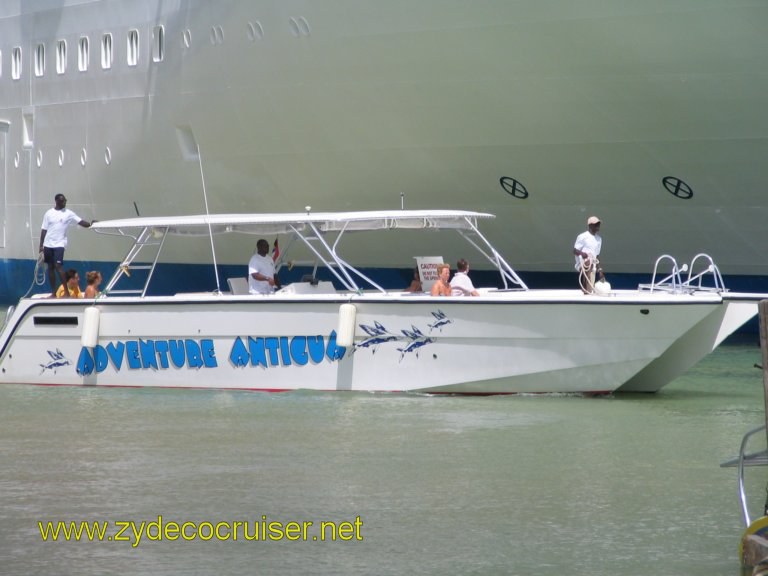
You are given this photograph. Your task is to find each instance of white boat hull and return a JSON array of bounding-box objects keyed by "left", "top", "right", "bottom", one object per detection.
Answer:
[{"left": 0, "top": 290, "right": 736, "bottom": 394}]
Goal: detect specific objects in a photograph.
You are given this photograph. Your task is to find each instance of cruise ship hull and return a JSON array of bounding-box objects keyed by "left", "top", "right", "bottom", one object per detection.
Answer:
[{"left": 1, "top": 1, "right": 767, "bottom": 299}]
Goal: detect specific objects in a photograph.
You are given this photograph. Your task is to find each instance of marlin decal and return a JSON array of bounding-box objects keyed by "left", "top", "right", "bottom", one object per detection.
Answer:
[
  {"left": 39, "top": 349, "right": 72, "bottom": 374},
  {"left": 357, "top": 321, "right": 399, "bottom": 353},
  {"left": 397, "top": 326, "right": 434, "bottom": 360},
  {"left": 354, "top": 310, "right": 450, "bottom": 360},
  {"left": 428, "top": 309, "right": 452, "bottom": 332}
]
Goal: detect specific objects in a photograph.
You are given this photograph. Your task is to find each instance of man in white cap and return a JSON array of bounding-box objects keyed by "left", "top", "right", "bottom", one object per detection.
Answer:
[{"left": 573, "top": 216, "right": 604, "bottom": 293}]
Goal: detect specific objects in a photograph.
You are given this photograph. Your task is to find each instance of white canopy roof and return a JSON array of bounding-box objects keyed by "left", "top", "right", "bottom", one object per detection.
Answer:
[{"left": 91, "top": 210, "right": 495, "bottom": 236}]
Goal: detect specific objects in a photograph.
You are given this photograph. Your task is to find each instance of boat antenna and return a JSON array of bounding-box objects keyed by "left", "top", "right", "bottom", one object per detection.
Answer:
[
  {"left": 195, "top": 142, "right": 221, "bottom": 294},
  {"left": 400, "top": 192, "right": 405, "bottom": 210}
]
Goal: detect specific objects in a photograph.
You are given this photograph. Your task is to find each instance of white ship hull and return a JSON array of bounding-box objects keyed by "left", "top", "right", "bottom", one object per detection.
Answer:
[{"left": 1, "top": 1, "right": 767, "bottom": 298}]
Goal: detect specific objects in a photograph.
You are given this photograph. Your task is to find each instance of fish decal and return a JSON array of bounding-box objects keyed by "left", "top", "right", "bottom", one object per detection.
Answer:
[
  {"left": 39, "top": 348, "right": 72, "bottom": 374},
  {"left": 356, "top": 321, "right": 399, "bottom": 353},
  {"left": 428, "top": 309, "right": 452, "bottom": 332},
  {"left": 354, "top": 311, "right": 448, "bottom": 361},
  {"left": 397, "top": 326, "right": 434, "bottom": 360}
]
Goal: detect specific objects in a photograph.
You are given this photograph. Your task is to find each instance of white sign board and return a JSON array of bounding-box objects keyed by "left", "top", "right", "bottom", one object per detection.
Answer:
[{"left": 415, "top": 256, "right": 444, "bottom": 293}]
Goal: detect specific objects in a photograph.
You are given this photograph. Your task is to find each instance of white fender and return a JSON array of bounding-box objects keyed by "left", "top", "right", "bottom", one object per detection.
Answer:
[
  {"left": 337, "top": 303, "right": 357, "bottom": 347},
  {"left": 81, "top": 306, "right": 100, "bottom": 348},
  {"left": 594, "top": 280, "right": 612, "bottom": 296}
]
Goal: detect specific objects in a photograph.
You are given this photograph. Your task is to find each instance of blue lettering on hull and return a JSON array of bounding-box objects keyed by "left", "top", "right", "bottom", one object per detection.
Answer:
[{"left": 76, "top": 332, "right": 345, "bottom": 375}]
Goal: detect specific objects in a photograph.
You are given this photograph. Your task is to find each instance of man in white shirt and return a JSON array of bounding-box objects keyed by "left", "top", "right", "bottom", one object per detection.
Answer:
[
  {"left": 248, "top": 239, "right": 279, "bottom": 294},
  {"left": 573, "top": 216, "right": 604, "bottom": 293},
  {"left": 39, "top": 194, "right": 94, "bottom": 297},
  {"left": 450, "top": 258, "right": 480, "bottom": 296}
]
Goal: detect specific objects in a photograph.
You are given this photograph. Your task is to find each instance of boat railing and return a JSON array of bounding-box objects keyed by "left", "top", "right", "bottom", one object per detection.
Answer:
[
  {"left": 720, "top": 424, "right": 768, "bottom": 526},
  {"left": 638, "top": 255, "right": 686, "bottom": 293},
  {"left": 639, "top": 253, "right": 726, "bottom": 294},
  {"left": 457, "top": 224, "right": 528, "bottom": 291},
  {"left": 682, "top": 253, "right": 726, "bottom": 293}
]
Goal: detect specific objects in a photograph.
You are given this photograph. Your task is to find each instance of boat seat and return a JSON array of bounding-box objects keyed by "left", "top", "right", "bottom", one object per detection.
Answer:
[{"left": 227, "top": 277, "right": 249, "bottom": 295}]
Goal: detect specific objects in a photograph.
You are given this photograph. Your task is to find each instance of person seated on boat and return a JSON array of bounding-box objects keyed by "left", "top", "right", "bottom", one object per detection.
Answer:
[
  {"left": 404, "top": 267, "right": 423, "bottom": 292},
  {"left": 248, "top": 239, "right": 281, "bottom": 294},
  {"left": 573, "top": 215, "right": 605, "bottom": 294},
  {"left": 55, "top": 268, "right": 84, "bottom": 298},
  {"left": 84, "top": 271, "right": 103, "bottom": 299},
  {"left": 450, "top": 258, "right": 480, "bottom": 296},
  {"left": 430, "top": 263, "right": 452, "bottom": 297}
]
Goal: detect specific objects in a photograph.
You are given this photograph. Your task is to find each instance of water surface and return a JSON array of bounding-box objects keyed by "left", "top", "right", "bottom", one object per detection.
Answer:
[{"left": 0, "top": 342, "right": 765, "bottom": 575}]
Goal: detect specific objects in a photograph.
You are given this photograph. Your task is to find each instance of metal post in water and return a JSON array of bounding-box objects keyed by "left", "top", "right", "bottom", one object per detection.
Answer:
[{"left": 760, "top": 300, "right": 768, "bottom": 448}]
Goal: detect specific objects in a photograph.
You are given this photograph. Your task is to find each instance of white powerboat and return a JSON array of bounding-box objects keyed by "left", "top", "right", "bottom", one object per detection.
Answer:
[{"left": 0, "top": 209, "right": 762, "bottom": 394}]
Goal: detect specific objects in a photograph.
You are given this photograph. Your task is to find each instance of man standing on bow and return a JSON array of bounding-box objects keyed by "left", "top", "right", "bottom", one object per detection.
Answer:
[
  {"left": 39, "top": 194, "right": 94, "bottom": 297},
  {"left": 573, "top": 216, "right": 604, "bottom": 294}
]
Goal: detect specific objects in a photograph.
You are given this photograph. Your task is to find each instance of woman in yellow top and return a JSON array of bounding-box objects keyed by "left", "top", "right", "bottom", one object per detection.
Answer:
[
  {"left": 55, "top": 269, "right": 84, "bottom": 298},
  {"left": 84, "top": 271, "right": 102, "bottom": 298}
]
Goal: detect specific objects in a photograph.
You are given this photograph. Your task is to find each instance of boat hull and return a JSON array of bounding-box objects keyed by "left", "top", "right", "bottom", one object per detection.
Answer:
[{"left": 0, "top": 291, "right": 732, "bottom": 394}]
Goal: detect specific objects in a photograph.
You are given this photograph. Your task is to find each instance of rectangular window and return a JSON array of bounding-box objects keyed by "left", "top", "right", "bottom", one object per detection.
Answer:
[
  {"left": 12, "top": 47, "right": 21, "bottom": 80},
  {"left": 152, "top": 25, "right": 165, "bottom": 63},
  {"left": 127, "top": 29, "right": 139, "bottom": 66},
  {"left": 56, "top": 40, "right": 67, "bottom": 74},
  {"left": 101, "top": 32, "right": 112, "bottom": 69},
  {"left": 78, "top": 36, "right": 89, "bottom": 71}
]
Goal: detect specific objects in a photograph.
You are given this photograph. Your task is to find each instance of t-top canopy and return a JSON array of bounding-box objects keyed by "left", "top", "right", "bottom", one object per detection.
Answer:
[{"left": 90, "top": 210, "right": 495, "bottom": 237}]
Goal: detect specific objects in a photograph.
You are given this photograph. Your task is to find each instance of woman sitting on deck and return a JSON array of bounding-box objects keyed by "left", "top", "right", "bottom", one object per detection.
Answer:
[{"left": 430, "top": 263, "right": 452, "bottom": 297}]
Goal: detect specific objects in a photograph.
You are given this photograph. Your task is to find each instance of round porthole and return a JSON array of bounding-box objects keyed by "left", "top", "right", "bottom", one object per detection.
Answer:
[
  {"left": 500, "top": 176, "right": 529, "bottom": 199},
  {"left": 662, "top": 176, "right": 693, "bottom": 199}
]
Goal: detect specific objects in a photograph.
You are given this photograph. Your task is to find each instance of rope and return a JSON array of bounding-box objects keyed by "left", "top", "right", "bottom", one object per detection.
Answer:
[
  {"left": 578, "top": 256, "right": 598, "bottom": 294},
  {"left": 22, "top": 252, "right": 48, "bottom": 298}
]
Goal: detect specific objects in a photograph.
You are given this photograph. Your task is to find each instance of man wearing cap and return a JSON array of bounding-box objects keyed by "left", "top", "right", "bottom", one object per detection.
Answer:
[{"left": 573, "top": 216, "right": 604, "bottom": 293}]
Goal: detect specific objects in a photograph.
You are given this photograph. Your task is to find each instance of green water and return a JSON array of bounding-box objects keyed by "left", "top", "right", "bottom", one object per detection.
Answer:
[{"left": 0, "top": 342, "right": 765, "bottom": 575}]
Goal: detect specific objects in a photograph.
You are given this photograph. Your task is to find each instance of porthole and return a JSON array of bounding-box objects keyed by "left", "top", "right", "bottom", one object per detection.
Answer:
[
  {"left": 210, "top": 26, "right": 224, "bottom": 45},
  {"left": 288, "top": 18, "right": 301, "bottom": 38},
  {"left": 13, "top": 151, "right": 20, "bottom": 168},
  {"left": 500, "top": 176, "right": 529, "bottom": 199},
  {"left": 104, "top": 147, "right": 112, "bottom": 165},
  {"left": 662, "top": 176, "right": 693, "bottom": 200},
  {"left": 80, "top": 148, "right": 87, "bottom": 167},
  {"left": 247, "top": 21, "right": 264, "bottom": 42},
  {"left": 36, "top": 150, "right": 43, "bottom": 167},
  {"left": 182, "top": 29, "right": 192, "bottom": 49},
  {"left": 297, "top": 17, "right": 311, "bottom": 36},
  {"left": 58, "top": 149, "right": 65, "bottom": 167}
]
